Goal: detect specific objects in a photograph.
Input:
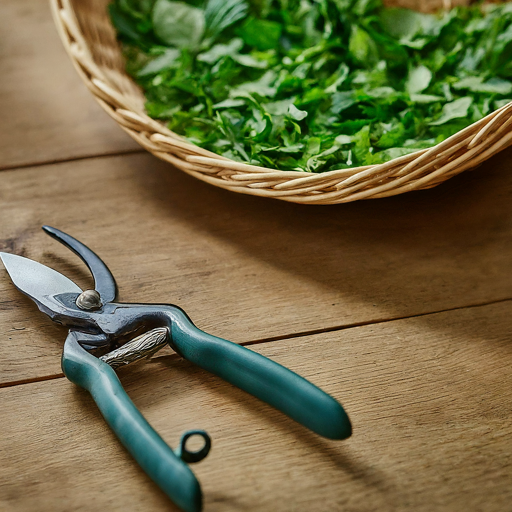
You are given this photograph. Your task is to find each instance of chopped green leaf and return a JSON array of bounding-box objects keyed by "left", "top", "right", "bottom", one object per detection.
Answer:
[
  {"left": 197, "top": 39, "right": 244, "bottom": 64},
  {"left": 213, "top": 98, "right": 246, "bottom": 108},
  {"left": 335, "top": 134, "right": 353, "bottom": 145},
  {"left": 238, "top": 17, "right": 282, "bottom": 51},
  {"left": 288, "top": 104, "right": 308, "bottom": 121},
  {"left": 230, "top": 70, "right": 277, "bottom": 98},
  {"left": 331, "top": 91, "right": 356, "bottom": 114},
  {"left": 379, "top": 8, "right": 432, "bottom": 40},
  {"left": 349, "top": 26, "right": 379, "bottom": 67},
  {"left": 453, "top": 76, "right": 512, "bottom": 95},
  {"left": 152, "top": 0, "right": 205, "bottom": 48},
  {"left": 495, "top": 98, "right": 512, "bottom": 109},
  {"left": 429, "top": 97, "right": 472, "bottom": 126},
  {"left": 204, "top": 0, "right": 248, "bottom": 39},
  {"left": 137, "top": 48, "right": 181, "bottom": 75},
  {"left": 406, "top": 65, "right": 432, "bottom": 94},
  {"left": 410, "top": 93, "right": 444, "bottom": 103}
]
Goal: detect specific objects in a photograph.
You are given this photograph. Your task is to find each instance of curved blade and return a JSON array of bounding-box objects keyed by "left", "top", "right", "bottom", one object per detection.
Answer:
[
  {"left": 0, "top": 252, "right": 82, "bottom": 311},
  {"left": 42, "top": 226, "right": 117, "bottom": 304}
]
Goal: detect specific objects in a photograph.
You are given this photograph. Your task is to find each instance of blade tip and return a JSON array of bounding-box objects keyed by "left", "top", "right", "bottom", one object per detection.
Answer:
[{"left": 0, "top": 252, "right": 14, "bottom": 271}]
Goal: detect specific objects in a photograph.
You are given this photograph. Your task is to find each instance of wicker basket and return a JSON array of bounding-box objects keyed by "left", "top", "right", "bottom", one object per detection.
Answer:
[{"left": 50, "top": 0, "right": 512, "bottom": 204}]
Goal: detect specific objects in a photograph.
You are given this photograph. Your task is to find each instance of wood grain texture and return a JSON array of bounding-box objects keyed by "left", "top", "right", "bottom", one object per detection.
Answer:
[
  {"left": 0, "top": 0, "right": 138, "bottom": 170},
  {"left": 1, "top": 301, "right": 511, "bottom": 512},
  {"left": 2, "top": 148, "right": 512, "bottom": 383}
]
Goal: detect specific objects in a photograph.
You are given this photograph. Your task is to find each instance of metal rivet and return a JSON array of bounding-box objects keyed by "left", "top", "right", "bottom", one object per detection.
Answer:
[{"left": 76, "top": 290, "right": 102, "bottom": 311}]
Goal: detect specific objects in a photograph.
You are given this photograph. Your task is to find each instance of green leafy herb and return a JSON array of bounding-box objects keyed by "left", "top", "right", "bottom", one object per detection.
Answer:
[
  {"left": 152, "top": 0, "right": 205, "bottom": 48},
  {"left": 406, "top": 65, "right": 432, "bottom": 94},
  {"left": 429, "top": 97, "right": 473, "bottom": 126},
  {"left": 110, "top": 0, "right": 512, "bottom": 172},
  {"left": 239, "top": 17, "right": 282, "bottom": 51},
  {"left": 204, "top": 0, "right": 248, "bottom": 39}
]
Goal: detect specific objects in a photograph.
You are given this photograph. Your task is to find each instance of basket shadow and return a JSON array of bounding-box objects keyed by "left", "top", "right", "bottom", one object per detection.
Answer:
[{"left": 130, "top": 145, "right": 512, "bottom": 338}]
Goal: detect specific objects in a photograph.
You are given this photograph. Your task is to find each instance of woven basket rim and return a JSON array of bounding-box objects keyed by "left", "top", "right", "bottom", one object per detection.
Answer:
[{"left": 50, "top": 0, "right": 512, "bottom": 204}]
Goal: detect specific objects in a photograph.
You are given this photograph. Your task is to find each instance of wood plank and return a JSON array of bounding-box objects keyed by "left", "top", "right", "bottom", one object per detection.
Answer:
[
  {"left": 1, "top": 301, "right": 511, "bottom": 511},
  {"left": 0, "top": 0, "right": 138, "bottom": 170},
  {"left": 2, "top": 149, "right": 512, "bottom": 383}
]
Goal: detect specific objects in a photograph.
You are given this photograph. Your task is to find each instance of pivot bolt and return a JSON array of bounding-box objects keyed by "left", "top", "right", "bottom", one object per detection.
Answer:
[{"left": 76, "top": 289, "right": 102, "bottom": 311}]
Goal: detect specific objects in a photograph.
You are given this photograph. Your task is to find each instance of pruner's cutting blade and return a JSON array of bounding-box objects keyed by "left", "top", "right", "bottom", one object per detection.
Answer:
[{"left": 0, "top": 252, "right": 82, "bottom": 311}]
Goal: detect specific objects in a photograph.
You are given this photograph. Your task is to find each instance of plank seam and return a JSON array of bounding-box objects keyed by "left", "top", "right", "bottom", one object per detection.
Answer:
[
  {"left": 0, "top": 148, "right": 146, "bottom": 173},
  {"left": 2, "top": 296, "right": 512, "bottom": 389},
  {"left": 0, "top": 373, "right": 64, "bottom": 389}
]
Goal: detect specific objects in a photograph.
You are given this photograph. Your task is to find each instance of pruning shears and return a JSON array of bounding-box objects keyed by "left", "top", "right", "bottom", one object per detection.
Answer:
[{"left": 0, "top": 226, "right": 351, "bottom": 512}]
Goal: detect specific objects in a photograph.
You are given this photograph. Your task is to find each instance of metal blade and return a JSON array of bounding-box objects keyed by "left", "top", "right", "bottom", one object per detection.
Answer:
[
  {"left": 0, "top": 252, "right": 82, "bottom": 310},
  {"left": 42, "top": 226, "right": 117, "bottom": 304}
]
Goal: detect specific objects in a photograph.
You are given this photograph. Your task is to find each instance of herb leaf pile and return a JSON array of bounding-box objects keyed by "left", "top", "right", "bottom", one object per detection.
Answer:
[{"left": 110, "top": 0, "right": 512, "bottom": 172}]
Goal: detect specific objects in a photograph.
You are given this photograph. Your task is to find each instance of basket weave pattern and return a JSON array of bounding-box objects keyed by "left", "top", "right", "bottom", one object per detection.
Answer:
[{"left": 51, "top": 0, "right": 512, "bottom": 204}]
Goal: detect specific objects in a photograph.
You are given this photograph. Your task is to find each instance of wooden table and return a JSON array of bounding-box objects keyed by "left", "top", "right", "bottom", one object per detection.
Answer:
[{"left": 1, "top": 2, "right": 511, "bottom": 511}]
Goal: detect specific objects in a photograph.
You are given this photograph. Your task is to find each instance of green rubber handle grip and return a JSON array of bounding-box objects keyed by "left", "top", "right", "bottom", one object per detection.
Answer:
[
  {"left": 61, "top": 332, "right": 203, "bottom": 512},
  {"left": 170, "top": 309, "right": 352, "bottom": 440}
]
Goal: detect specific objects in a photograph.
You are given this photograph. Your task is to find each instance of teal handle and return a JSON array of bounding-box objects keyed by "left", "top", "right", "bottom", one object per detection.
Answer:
[
  {"left": 61, "top": 332, "right": 204, "bottom": 512},
  {"left": 170, "top": 310, "right": 352, "bottom": 440}
]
